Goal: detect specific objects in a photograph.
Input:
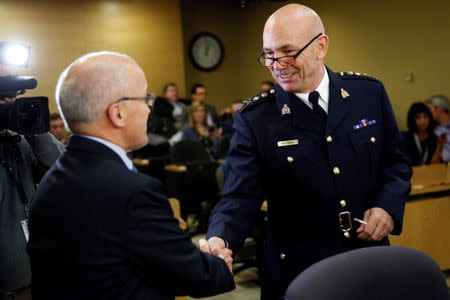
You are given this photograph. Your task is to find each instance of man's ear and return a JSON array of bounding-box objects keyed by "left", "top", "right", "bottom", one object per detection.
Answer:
[
  {"left": 107, "top": 103, "right": 126, "bottom": 128},
  {"left": 316, "top": 34, "right": 329, "bottom": 60}
]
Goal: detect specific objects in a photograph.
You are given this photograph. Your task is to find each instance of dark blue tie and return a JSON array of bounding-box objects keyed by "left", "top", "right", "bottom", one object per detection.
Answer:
[{"left": 308, "top": 91, "right": 327, "bottom": 122}]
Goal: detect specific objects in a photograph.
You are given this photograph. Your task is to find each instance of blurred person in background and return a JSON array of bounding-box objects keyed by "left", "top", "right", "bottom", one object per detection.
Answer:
[
  {"left": 401, "top": 102, "right": 442, "bottom": 166},
  {"left": 181, "top": 101, "right": 221, "bottom": 156},
  {"left": 162, "top": 83, "right": 188, "bottom": 131},
  {"left": 49, "top": 112, "right": 68, "bottom": 144},
  {"left": 260, "top": 80, "right": 274, "bottom": 92},
  {"left": 190, "top": 83, "right": 221, "bottom": 130},
  {"left": 425, "top": 94, "right": 450, "bottom": 162}
]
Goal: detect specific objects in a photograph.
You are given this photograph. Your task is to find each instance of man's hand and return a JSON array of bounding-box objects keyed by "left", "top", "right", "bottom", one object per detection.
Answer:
[
  {"left": 198, "top": 237, "right": 233, "bottom": 273},
  {"left": 356, "top": 207, "right": 394, "bottom": 242}
]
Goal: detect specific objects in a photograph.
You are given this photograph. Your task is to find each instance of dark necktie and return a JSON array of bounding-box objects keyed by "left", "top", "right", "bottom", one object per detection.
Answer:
[{"left": 308, "top": 91, "right": 327, "bottom": 122}]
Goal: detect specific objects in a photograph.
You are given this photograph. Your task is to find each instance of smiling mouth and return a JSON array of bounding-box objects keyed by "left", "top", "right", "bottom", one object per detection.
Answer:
[{"left": 278, "top": 71, "right": 297, "bottom": 80}]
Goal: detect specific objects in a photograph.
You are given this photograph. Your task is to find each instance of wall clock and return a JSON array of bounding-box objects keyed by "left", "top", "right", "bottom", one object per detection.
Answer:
[{"left": 188, "top": 32, "right": 224, "bottom": 71}]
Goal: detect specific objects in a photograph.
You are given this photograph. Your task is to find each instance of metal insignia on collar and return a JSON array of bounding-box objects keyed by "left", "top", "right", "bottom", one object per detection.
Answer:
[
  {"left": 281, "top": 104, "right": 291, "bottom": 115},
  {"left": 261, "top": 92, "right": 267, "bottom": 97},
  {"left": 341, "top": 88, "right": 350, "bottom": 99},
  {"left": 270, "top": 89, "right": 275, "bottom": 94}
]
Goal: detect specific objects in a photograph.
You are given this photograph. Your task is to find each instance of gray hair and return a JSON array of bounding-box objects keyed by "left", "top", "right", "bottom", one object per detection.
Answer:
[
  {"left": 425, "top": 94, "right": 450, "bottom": 112},
  {"left": 55, "top": 51, "right": 137, "bottom": 131}
]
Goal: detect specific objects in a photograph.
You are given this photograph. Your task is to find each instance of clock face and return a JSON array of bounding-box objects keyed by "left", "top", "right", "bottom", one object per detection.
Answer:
[{"left": 189, "top": 33, "right": 223, "bottom": 71}]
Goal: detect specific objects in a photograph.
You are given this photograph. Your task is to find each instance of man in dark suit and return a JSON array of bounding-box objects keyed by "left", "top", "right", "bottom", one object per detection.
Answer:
[
  {"left": 201, "top": 4, "right": 412, "bottom": 299},
  {"left": 27, "top": 51, "right": 235, "bottom": 300}
]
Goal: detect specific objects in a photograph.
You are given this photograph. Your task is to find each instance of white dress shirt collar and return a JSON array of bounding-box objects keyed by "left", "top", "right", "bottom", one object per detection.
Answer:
[{"left": 294, "top": 66, "right": 330, "bottom": 113}]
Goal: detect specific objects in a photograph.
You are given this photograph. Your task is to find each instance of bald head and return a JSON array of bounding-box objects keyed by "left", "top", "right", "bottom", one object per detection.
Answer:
[
  {"left": 264, "top": 4, "right": 324, "bottom": 49},
  {"left": 56, "top": 51, "right": 146, "bottom": 132}
]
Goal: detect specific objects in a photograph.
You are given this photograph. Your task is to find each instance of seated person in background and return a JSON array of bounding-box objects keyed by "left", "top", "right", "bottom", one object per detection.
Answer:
[
  {"left": 260, "top": 80, "right": 274, "bottom": 92},
  {"left": 162, "top": 83, "right": 188, "bottom": 130},
  {"left": 181, "top": 101, "right": 221, "bottom": 156},
  {"left": 220, "top": 100, "right": 243, "bottom": 137},
  {"left": 27, "top": 51, "right": 234, "bottom": 300},
  {"left": 147, "top": 95, "right": 177, "bottom": 142},
  {"left": 425, "top": 94, "right": 450, "bottom": 162},
  {"left": 190, "top": 83, "right": 221, "bottom": 129},
  {"left": 401, "top": 102, "right": 442, "bottom": 166},
  {"left": 49, "top": 112, "right": 68, "bottom": 143}
]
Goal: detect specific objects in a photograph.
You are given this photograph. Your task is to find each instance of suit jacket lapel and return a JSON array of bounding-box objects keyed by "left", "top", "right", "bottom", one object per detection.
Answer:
[{"left": 326, "top": 68, "right": 351, "bottom": 136}]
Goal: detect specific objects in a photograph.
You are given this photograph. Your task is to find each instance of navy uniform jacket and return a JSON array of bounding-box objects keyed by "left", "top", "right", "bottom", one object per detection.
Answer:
[
  {"left": 28, "top": 136, "right": 234, "bottom": 300},
  {"left": 207, "top": 68, "right": 412, "bottom": 299}
]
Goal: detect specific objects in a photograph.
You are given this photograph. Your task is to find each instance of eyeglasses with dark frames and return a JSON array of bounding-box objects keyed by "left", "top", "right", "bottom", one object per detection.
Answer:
[
  {"left": 258, "top": 33, "right": 322, "bottom": 67},
  {"left": 115, "top": 92, "right": 155, "bottom": 107}
]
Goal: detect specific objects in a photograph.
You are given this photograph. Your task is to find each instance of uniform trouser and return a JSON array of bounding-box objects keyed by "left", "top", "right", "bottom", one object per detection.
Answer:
[{"left": 0, "top": 287, "right": 31, "bottom": 300}]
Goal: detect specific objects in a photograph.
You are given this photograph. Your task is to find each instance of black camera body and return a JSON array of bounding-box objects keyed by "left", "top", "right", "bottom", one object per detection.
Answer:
[{"left": 0, "top": 75, "right": 50, "bottom": 135}]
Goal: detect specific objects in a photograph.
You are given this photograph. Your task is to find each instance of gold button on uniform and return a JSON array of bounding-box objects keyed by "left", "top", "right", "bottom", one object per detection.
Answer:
[
  {"left": 326, "top": 135, "right": 333, "bottom": 143},
  {"left": 340, "top": 200, "right": 346, "bottom": 208},
  {"left": 287, "top": 156, "right": 294, "bottom": 163},
  {"left": 333, "top": 167, "right": 340, "bottom": 175},
  {"left": 370, "top": 137, "right": 376, "bottom": 143},
  {"left": 344, "top": 232, "right": 350, "bottom": 238},
  {"left": 280, "top": 253, "right": 286, "bottom": 260}
]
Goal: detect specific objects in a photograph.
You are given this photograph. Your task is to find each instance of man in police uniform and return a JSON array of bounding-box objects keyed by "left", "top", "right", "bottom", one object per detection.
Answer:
[{"left": 199, "top": 3, "right": 412, "bottom": 300}]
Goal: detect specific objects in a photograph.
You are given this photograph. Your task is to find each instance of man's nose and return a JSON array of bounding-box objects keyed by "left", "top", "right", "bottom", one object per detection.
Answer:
[{"left": 272, "top": 60, "right": 285, "bottom": 71}]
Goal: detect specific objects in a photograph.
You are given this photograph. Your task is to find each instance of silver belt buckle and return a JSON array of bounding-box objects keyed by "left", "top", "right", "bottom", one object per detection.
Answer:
[{"left": 339, "top": 211, "right": 352, "bottom": 238}]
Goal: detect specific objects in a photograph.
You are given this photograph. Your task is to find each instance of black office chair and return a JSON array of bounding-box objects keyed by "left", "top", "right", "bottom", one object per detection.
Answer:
[
  {"left": 169, "top": 139, "right": 213, "bottom": 163},
  {"left": 284, "top": 246, "right": 449, "bottom": 300},
  {"left": 164, "top": 140, "right": 219, "bottom": 233}
]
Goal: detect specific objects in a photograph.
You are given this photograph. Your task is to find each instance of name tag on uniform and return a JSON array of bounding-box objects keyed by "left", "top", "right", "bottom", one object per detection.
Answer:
[{"left": 277, "top": 139, "right": 299, "bottom": 147}]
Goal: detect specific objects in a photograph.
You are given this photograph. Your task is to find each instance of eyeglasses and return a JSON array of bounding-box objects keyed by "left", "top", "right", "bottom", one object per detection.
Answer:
[
  {"left": 257, "top": 33, "right": 322, "bottom": 67},
  {"left": 115, "top": 92, "right": 155, "bottom": 107}
]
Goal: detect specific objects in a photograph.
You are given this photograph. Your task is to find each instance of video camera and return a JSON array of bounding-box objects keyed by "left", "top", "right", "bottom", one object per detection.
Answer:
[{"left": 0, "top": 42, "right": 50, "bottom": 135}]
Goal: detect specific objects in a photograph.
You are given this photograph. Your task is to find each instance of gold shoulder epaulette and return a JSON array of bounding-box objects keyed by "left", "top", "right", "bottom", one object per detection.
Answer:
[
  {"left": 338, "top": 71, "right": 379, "bottom": 81},
  {"left": 240, "top": 88, "right": 276, "bottom": 111}
]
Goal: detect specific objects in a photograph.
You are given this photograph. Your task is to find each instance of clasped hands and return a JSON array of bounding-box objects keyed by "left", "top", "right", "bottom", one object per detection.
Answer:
[{"left": 198, "top": 237, "right": 233, "bottom": 273}]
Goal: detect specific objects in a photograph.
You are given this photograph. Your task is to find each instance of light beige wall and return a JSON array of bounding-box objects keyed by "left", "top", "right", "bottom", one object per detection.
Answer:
[
  {"left": 0, "top": 0, "right": 185, "bottom": 112},
  {"left": 181, "top": 0, "right": 244, "bottom": 109},
  {"left": 182, "top": 0, "right": 450, "bottom": 130}
]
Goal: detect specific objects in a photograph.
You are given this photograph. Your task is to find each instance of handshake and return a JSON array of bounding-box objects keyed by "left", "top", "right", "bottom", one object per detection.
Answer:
[{"left": 198, "top": 237, "right": 234, "bottom": 273}]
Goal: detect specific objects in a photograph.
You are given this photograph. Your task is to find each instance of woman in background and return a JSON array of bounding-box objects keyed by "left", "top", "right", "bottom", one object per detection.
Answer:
[
  {"left": 181, "top": 101, "right": 221, "bottom": 156},
  {"left": 402, "top": 102, "right": 443, "bottom": 166}
]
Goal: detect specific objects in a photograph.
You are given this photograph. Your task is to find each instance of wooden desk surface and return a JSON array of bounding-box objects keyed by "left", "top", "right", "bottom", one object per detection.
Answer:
[
  {"left": 411, "top": 182, "right": 450, "bottom": 196},
  {"left": 390, "top": 195, "right": 450, "bottom": 270}
]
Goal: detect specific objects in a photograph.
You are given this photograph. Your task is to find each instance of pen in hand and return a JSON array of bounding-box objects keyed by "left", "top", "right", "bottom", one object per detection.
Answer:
[{"left": 354, "top": 218, "right": 367, "bottom": 225}]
